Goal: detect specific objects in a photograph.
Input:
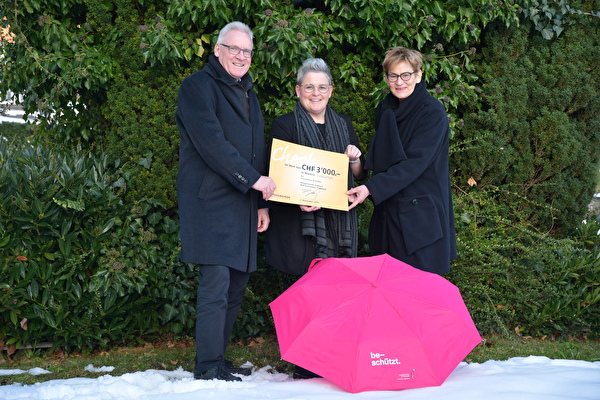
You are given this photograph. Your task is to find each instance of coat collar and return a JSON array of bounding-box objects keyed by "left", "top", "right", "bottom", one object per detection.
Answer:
[
  {"left": 206, "top": 54, "right": 254, "bottom": 92},
  {"left": 381, "top": 80, "right": 428, "bottom": 121}
]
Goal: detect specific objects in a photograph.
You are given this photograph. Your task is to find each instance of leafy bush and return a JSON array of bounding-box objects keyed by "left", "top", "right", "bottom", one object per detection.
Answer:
[
  {"left": 0, "top": 140, "right": 195, "bottom": 352},
  {"left": 441, "top": 19, "right": 600, "bottom": 340},
  {"left": 453, "top": 21, "right": 600, "bottom": 236},
  {"left": 0, "top": 122, "right": 35, "bottom": 143},
  {"left": 97, "top": 5, "right": 185, "bottom": 210},
  {"left": 526, "top": 249, "right": 600, "bottom": 337},
  {"left": 2, "top": 1, "right": 599, "bottom": 348},
  {"left": 1, "top": 136, "right": 598, "bottom": 351},
  {"left": 447, "top": 186, "right": 600, "bottom": 339}
]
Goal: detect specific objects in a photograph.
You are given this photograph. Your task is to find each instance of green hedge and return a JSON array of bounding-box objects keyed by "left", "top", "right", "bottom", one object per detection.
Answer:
[
  {"left": 1, "top": 139, "right": 599, "bottom": 353},
  {"left": 2, "top": 5, "right": 599, "bottom": 349},
  {"left": 452, "top": 21, "right": 600, "bottom": 237},
  {"left": 448, "top": 185, "right": 600, "bottom": 338},
  {"left": 0, "top": 140, "right": 195, "bottom": 351},
  {"left": 0, "top": 122, "right": 36, "bottom": 143}
]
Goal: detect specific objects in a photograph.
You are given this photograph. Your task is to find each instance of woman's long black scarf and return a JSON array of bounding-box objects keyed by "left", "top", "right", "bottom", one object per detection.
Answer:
[{"left": 293, "top": 102, "right": 358, "bottom": 259}]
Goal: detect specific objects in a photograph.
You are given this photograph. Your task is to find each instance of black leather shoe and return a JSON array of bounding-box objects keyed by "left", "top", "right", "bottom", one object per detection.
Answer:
[
  {"left": 224, "top": 359, "right": 252, "bottom": 376},
  {"left": 194, "top": 364, "right": 242, "bottom": 382}
]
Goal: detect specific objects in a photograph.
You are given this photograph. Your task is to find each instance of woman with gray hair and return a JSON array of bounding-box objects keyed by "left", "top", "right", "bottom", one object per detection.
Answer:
[{"left": 266, "top": 57, "right": 364, "bottom": 379}]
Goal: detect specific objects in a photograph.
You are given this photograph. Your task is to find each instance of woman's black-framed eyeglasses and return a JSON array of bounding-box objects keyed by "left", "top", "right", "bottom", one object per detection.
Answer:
[{"left": 386, "top": 72, "right": 417, "bottom": 82}]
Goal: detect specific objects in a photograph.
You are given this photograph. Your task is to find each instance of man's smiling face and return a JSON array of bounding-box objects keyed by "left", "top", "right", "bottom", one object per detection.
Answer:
[{"left": 214, "top": 29, "right": 253, "bottom": 80}]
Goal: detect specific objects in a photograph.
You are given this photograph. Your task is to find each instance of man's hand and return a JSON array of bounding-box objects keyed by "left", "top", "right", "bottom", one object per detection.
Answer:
[
  {"left": 252, "top": 176, "right": 276, "bottom": 200},
  {"left": 346, "top": 185, "right": 370, "bottom": 210},
  {"left": 257, "top": 208, "right": 270, "bottom": 232}
]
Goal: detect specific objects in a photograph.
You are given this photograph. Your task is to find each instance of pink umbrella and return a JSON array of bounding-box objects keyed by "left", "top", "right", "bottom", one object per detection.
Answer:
[{"left": 270, "top": 254, "right": 482, "bottom": 393}]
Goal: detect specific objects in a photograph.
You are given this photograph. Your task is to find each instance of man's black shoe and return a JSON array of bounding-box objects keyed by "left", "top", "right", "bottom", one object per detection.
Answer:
[
  {"left": 224, "top": 359, "right": 252, "bottom": 376},
  {"left": 194, "top": 364, "right": 242, "bottom": 382}
]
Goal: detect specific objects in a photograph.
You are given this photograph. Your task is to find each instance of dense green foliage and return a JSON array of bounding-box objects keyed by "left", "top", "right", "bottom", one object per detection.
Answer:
[
  {"left": 1, "top": 0, "right": 527, "bottom": 208},
  {"left": 445, "top": 16, "right": 600, "bottom": 333},
  {"left": 0, "top": 122, "right": 36, "bottom": 142},
  {"left": 0, "top": 140, "right": 195, "bottom": 352},
  {"left": 453, "top": 21, "right": 600, "bottom": 236},
  {"left": 89, "top": 4, "right": 185, "bottom": 209},
  {"left": 449, "top": 187, "right": 600, "bottom": 337},
  {"left": 1, "top": 0, "right": 599, "bottom": 349},
  {"left": 1, "top": 137, "right": 597, "bottom": 350}
]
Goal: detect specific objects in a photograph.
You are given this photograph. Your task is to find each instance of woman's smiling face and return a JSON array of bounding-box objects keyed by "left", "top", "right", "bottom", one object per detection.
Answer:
[
  {"left": 385, "top": 60, "right": 422, "bottom": 101},
  {"left": 295, "top": 71, "right": 332, "bottom": 120}
]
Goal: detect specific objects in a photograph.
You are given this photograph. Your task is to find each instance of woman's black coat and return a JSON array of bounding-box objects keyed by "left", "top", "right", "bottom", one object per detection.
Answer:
[
  {"left": 364, "top": 81, "right": 457, "bottom": 274},
  {"left": 265, "top": 112, "right": 360, "bottom": 275},
  {"left": 176, "top": 55, "right": 266, "bottom": 272}
]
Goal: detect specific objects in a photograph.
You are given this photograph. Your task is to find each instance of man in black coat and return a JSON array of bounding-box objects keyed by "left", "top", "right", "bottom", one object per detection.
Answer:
[{"left": 176, "top": 21, "right": 276, "bottom": 382}]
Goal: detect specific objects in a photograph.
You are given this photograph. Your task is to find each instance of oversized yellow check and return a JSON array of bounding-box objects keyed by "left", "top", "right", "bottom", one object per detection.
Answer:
[{"left": 268, "top": 138, "right": 349, "bottom": 211}]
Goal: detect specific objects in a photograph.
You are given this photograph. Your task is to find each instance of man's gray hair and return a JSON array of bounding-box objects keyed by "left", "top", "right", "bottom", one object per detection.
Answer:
[
  {"left": 297, "top": 58, "right": 332, "bottom": 85},
  {"left": 217, "top": 21, "right": 253, "bottom": 44}
]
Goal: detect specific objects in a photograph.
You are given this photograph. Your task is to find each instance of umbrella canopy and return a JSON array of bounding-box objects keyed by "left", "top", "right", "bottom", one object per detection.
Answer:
[{"left": 269, "top": 254, "right": 482, "bottom": 393}]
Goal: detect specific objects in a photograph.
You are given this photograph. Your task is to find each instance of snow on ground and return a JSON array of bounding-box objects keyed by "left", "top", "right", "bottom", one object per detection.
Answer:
[{"left": 1, "top": 356, "right": 599, "bottom": 400}]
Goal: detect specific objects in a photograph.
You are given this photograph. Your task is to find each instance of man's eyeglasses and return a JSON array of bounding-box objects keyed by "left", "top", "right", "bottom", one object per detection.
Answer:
[
  {"left": 299, "top": 84, "right": 331, "bottom": 94},
  {"left": 220, "top": 44, "right": 254, "bottom": 58},
  {"left": 386, "top": 72, "right": 417, "bottom": 82}
]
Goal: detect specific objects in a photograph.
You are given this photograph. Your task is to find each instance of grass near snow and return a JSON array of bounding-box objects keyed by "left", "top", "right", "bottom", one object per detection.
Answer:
[{"left": 2, "top": 334, "right": 600, "bottom": 386}]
